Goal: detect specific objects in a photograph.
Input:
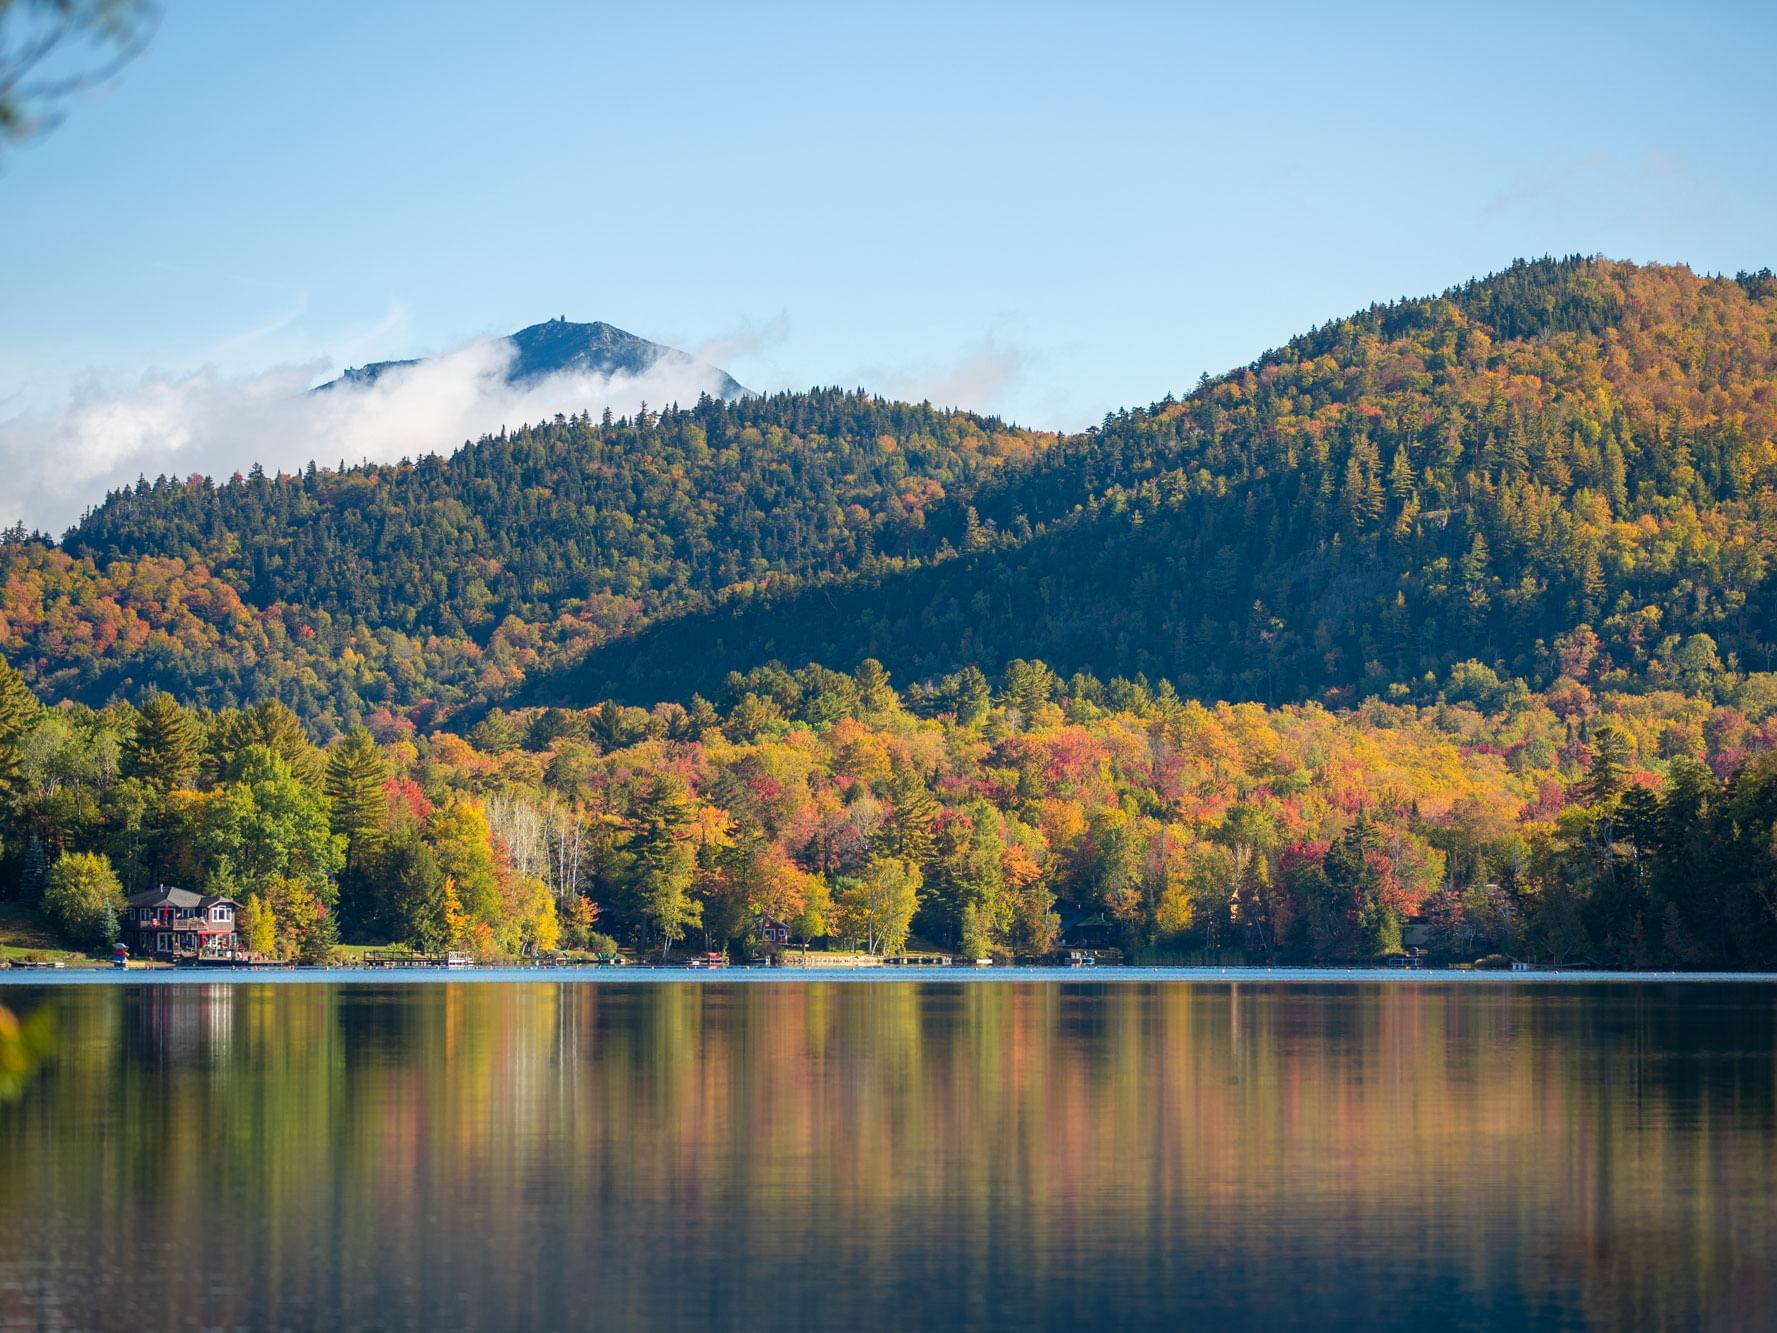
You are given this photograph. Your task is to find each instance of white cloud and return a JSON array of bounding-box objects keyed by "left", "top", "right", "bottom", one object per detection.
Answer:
[
  {"left": 0, "top": 337, "right": 737, "bottom": 534},
  {"left": 693, "top": 311, "right": 791, "bottom": 368},
  {"left": 849, "top": 336, "right": 1032, "bottom": 420},
  {"left": 916, "top": 342, "right": 1025, "bottom": 414}
]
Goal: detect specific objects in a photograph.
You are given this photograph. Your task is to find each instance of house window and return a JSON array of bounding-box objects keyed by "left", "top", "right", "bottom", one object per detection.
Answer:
[{"left": 212, "top": 907, "right": 233, "bottom": 922}]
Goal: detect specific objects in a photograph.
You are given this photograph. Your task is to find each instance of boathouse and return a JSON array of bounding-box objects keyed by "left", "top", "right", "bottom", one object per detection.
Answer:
[{"left": 124, "top": 885, "right": 242, "bottom": 960}]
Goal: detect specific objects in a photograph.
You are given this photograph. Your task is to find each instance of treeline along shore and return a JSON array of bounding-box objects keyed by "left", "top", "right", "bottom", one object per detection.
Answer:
[{"left": 3, "top": 651, "right": 1776, "bottom": 972}]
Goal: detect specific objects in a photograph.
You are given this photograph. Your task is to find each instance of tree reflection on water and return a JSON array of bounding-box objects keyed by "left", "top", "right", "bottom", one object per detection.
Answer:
[{"left": 0, "top": 980, "right": 1773, "bottom": 1329}]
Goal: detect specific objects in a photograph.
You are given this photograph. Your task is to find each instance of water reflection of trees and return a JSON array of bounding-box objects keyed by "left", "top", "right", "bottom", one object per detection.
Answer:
[{"left": 0, "top": 981, "right": 1772, "bottom": 1328}]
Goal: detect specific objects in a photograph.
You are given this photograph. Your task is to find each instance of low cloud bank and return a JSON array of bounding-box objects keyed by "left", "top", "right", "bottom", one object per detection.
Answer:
[{"left": 0, "top": 338, "right": 735, "bottom": 535}]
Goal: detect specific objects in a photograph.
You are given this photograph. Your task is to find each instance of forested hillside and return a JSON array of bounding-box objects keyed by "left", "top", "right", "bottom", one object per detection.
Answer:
[
  {"left": 2, "top": 391, "right": 1045, "bottom": 725},
  {"left": 4, "top": 257, "right": 1776, "bottom": 735},
  {"left": 544, "top": 258, "right": 1777, "bottom": 706}
]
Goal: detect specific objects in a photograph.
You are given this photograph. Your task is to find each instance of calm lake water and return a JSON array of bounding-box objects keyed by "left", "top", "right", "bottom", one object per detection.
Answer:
[{"left": 0, "top": 978, "right": 1773, "bottom": 1330}]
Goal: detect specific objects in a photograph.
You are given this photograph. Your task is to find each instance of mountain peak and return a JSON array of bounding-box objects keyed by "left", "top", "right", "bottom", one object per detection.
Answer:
[{"left": 321, "top": 317, "right": 748, "bottom": 398}]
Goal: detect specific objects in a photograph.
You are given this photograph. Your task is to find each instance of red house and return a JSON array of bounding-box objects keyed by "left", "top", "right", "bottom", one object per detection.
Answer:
[
  {"left": 125, "top": 886, "right": 242, "bottom": 960},
  {"left": 759, "top": 916, "right": 791, "bottom": 946}
]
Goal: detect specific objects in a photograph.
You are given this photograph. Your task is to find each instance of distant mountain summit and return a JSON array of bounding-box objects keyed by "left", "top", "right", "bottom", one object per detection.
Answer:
[{"left": 320, "top": 317, "right": 749, "bottom": 398}]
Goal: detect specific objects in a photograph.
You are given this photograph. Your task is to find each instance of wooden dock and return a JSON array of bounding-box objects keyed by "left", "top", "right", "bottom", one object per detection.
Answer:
[
  {"left": 363, "top": 950, "right": 473, "bottom": 969},
  {"left": 182, "top": 956, "right": 296, "bottom": 969},
  {"left": 773, "top": 951, "right": 884, "bottom": 968},
  {"left": 883, "top": 952, "right": 954, "bottom": 967}
]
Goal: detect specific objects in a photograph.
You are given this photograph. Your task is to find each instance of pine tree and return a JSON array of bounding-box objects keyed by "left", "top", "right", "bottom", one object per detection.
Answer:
[
  {"left": 853, "top": 658, "right": 895, "bottom": 714},
  {"left": 1000, "top": 659, "right": 1059, "bottom": 718},
  {"left": 124, "top": 692, "right": 201, "bottom": 793},
  {"left": 1601, "top": 437, "right": 1629, "bottom": 513},
  {"left": 589, "top": 701, "right": 634, "bottom": 751},
  {"left": 685, "top": 695, "right": 721, "bottom": 737},
  {"left": 214, "top": 700, "right": 314, "bottom": 782},
  {"left": 629, "top": 777, "right": 700, "bottom": 956},
  {"left": 882, "top": 763, "right": 938, "bottom": 871},
  {"left": 963, "top": 506, "right": 989, "bottom": 552},
  {"left": 375, "top": 826, "right": 448, "bottom": 950},
  {"left": 1387, "top": 445, "right": 1417, "bottom": 504},
  {"left": 469, "top": 712, "right": 518, "bottom": 755},
  {"left": 1342, "top": 452, "right": 1371, "bottom": 530},
  {"left": 955, "top": 666, "right": 991, "bottom": 728},
  {"left": 326, "top": 726, "right": 390, "bottom": 933},
  {"left": 1501, "top": 415, "right": 1530, "bottom": 479},
  {"left": 1461, "top": 530, "right": 1491, "bottom": 586},
  {"left": 19, "top": 834, "right": 49, "bottom": 908},
  {"left": 1584, "top": 723, "right": 1632, "bottom": 807},
  {"left": 0, "top": 658, "right": 38, "bottom": 813},
  {"left": 325, "top": 727, "right": 389, "bottom": 856}
]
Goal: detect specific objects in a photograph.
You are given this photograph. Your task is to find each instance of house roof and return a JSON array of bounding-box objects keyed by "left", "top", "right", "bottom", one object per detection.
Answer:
[{"left": 126, "top": 885, "right": 239, "bottom": 911}]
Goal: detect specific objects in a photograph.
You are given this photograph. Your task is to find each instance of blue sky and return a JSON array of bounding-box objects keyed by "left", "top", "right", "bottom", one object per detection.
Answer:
[{"left": 2, "top": 0, "right": 1775, "bottom": 526}]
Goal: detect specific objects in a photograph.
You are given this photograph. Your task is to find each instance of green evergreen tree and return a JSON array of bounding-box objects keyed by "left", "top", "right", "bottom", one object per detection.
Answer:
[
  {"left": 19, "top": 833, "right": 49, "bottom": 908},
  {"left": 469, "top": 711, "right": 518, "bottom": 755},
  {"left": 325, "top": 727, "right": 389, "bottom": 857},
  {"left": 629, "top": 777, "right": 700, "bottom": 956},
  {"left": 326, "top": 726, "right": 391, "bottom": 933},
  {"left": 1584, "top": 723, "right": 1632, "bottom": 807},
  {"left": 954, "top": 666, "right": 991, "bottom": 728},
  {"left": 124, "top": 692, "right": 201, "bottom": 792},
  {"left": 369, "top": 822, "right": 448, "bottom": 949},
  {"left": 999, "top": 659, "right": 1058, "bottom": 718},
  {"left": 213, "top": 701, "right": 316, "bottom": 783},
  {"left": 882, "top": 763, "right": 938, "bottom": 871},
  {"left": 853, "top": 659, "right": 896, "bottom": 715},
  {"left": 0, "top": 658, "right": 38, "bottom": 822}
]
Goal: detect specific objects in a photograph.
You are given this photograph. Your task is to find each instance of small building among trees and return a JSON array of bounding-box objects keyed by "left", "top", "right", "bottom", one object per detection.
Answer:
[
  {"left": 759, "top": 916, "right": 791, "bottom": 946},
  {"left": 125, "top": 886, "right": 241, "bottom": 960}
]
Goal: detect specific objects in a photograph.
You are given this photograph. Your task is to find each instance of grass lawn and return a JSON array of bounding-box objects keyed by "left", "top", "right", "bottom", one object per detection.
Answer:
[
  {"left": 0, "top": 902, "right": 100, "bottom": 966},
  {"left": 334, "top": 942, "right": 395, "bottom": 962}
]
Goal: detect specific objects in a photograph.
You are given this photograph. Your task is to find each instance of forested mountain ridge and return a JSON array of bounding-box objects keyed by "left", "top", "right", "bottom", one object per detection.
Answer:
[
  {"left": 4, "top": 257, "right": 1776, "bottom": 732},
  {"left": 2, "top": 390, "right": 1047, "bottom": 725},
  {"left": 318, "top": 316, "right": 750, "bottom": 398},
  {"left": 539, "top": 257, "right": 1777, "bottom": 707}
]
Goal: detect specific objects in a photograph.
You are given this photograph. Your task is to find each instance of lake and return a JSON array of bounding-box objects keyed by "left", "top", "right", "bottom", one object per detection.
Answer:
[{"left": 0, "top": 976, "right": 1773, "bottom": 1329}]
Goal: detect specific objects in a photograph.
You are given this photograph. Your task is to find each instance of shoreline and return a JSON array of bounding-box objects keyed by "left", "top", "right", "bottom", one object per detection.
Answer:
[{"left": 6, "top": 965, "right": 1777, "bottom": 986}]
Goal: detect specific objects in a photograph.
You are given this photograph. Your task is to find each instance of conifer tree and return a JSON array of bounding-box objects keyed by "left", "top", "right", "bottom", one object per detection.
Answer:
[
  {"left": 1387, "top": 445, "right": 1417, "bottom": 504},
  {"left": 325, "top": 727, "right": 389, "bottom": 858},
  {"left": 124, "top": 692, "right": 201, "bottom": 793},
  {"left": 0, "top": 658, "right": 37, "bottom": 814},
  {"left": 629, "top": 777, "right": 699, "bottom": 956},
  {"left": 213, "top": 701, "right": 315, "bottom": 782},
  {"left": 1584, "top": 724, "right": 1632, "bottom": 807},
  {"left": 954, "top": 666, "right": 991, "bottom": 728},
  {"left": 853, "top": 658, "right": 895, "bottom": 715},
  {"left": 19, "top": 834, "right": 48, "bottom": 908},
  {"left": 883, "top": 763, "right": 938, "bottom": 871},
  {"left": 374, "top": 824, "right": 448, "bottom": 949}
]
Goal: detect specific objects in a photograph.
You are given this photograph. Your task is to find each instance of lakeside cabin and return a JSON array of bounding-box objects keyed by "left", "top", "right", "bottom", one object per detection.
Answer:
[
  {"left": 759, "top": 916, "right": 791, "bottom": 946},
  {"left": 125, "top": 885, "right": 241, "bottom": 962}
]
